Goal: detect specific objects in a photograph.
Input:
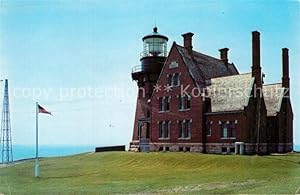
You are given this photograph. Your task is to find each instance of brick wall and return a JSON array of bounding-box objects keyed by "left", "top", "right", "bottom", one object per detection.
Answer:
[
  {"left": 151, "top": 44, "right": 204, "bottom": 144},
  {"left": 205, "top": 112, "right": 245, "bottom": 143}
]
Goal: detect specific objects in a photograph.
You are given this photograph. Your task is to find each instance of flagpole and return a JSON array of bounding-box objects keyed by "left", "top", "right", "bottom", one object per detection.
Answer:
[{"left": 35, "top": 102, "right": 39, "bottom": 177}]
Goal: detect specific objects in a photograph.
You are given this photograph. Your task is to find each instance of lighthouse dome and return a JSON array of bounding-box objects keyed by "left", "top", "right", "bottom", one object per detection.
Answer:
[{"left": 141, "top": 27, "right": 168, "bottom": 58}]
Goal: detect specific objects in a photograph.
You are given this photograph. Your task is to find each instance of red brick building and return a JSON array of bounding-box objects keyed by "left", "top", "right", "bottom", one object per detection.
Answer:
[{"left": 130, "top": 27, "right": 293, "bottom": 154}]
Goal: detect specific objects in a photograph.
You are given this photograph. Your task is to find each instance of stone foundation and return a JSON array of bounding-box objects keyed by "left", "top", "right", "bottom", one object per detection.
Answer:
[
  {"left": 129, "top": 141, "right": 293, "bottom": 154},
  {"left": 129, "top": 141, "right": 139, "bottom": 152},
  {"left": 266, "top": 143, "right": 294, "bottom": 153},
  {"left": 286, "top": 142, "right": 293, "bottom": 152},
  {"left": 150, "top": 143, "right": 204, "bottom": 152},
  {"left": 206, "top": 143, "right": 235, "bottom": 154},
  {"left": 242, "top": 143, "right": 268, "bottom": 154},
  {"left": 267, "top": 143, "right": 279, "bottom": 153},
  {"left": 278, "top": 142, "right": 293, "bottom": 153}
]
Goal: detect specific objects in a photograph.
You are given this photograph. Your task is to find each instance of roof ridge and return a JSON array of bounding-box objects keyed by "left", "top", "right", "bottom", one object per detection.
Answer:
[
  {"left": 175, "top": 44, "right": 206, "bottom": 85},
  {"left": 175, "top": 43, "right": 239, "bottom": 85},
  {"left": 263, "top": 83, "right": 282, "bottom": 86},
  {"left": 193, "top": 49, "right": 223, "bottom": 62},
  {"left": 210, "top": 72, "right": 252, "bottom": 80},
  {"left": 176, "top": 43, "right": 239, "bottom": 75},
  {"left": 175, "top": 43, "right": 223, "bottom": 62}
]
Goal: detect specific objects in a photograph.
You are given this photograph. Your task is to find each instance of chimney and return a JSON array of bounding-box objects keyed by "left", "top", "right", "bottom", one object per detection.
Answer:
[
  {"left": 251, "top": 31, "right": 262, "bottom": 88},
  {"left": 282, "top": 48, "right": 290, "bottom": 95},
  {"left": 219, "top": 48, "right": 229, "bottom": 65},
  {"left": 182, "top": 32, "right": 194, "bottom": 55}
]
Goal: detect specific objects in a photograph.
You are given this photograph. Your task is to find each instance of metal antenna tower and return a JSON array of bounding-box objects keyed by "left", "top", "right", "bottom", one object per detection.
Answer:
[{"left": 0, "top": 79, "right": 13, "bottom": 163}]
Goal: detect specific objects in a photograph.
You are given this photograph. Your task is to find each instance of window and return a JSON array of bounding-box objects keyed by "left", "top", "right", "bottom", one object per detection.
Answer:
[
  {"left": 220, "top": 122, "right": 228, "bottom": 138},
  {"left": 220, "top": 121, "right": 236, "bottom": 138},
  {"left": 186, "top": 120, "right": 191, "bottom": 138},
  {"left": 168, "top": 75, "right": 172, "bottom": 86},
  {"left": 186, "top": 95, "right": 191, "bottom": 109},
  {"left": 179, "top": 94, "right": 191, "bottom": 110},
  {"left": 222, "top": 147, "right": 227, "bottom": 153},
  {"left": 159, "top": 97, "right": 163, "bottom": 111},
  {"left": 159, "top": 96, "right": 170, "bottom": 112},
  {"left": 159, "top": 121, "right": 163, "bottom": 138},
  {"left": 227, "top": 121, "right": 236, "bottom": 138},
  {"left": 169, "top": 61, "right": 179, "bottom": 69},
  {"left": 168, "top": 73, "right": 180, "bottom": 87},
  {"left": 179, "top": 96, "right": 183, "bottom": 110},
  {"left": 178, "top": 119, "right": 191, "bottom": 139},
  {"left": 159, "top": 121, "right": 170, "bottom": 139},
  {"left": 178, "top": 121, "right": 184, "bottom": 138},
  {"left": 165, "top": 96, "right": 170, "bottom": 111},
  {"left": 173, "top": 73, "right": 180, "bottom": 86},
  {"left": 206, "top": 121, "right": 212, "bottom": 136},
  {"left": 165, "top": 121, "right": 170, "bottom": 138}
]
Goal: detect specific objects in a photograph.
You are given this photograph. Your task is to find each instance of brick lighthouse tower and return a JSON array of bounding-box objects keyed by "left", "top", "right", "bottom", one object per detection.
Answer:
[{"left": 130, "top": 27, "right": 168, "bottom": 151}]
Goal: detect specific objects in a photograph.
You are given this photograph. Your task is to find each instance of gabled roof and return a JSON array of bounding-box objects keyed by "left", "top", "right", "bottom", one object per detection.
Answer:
[
  {"left": 206, "top": 73, "right": 254, "bottom": 113},
  {"left": 176, "top": 44, "right": 238, "bottom": 87},
  {"left": 263, "top": 83, "right": 284, "bottom": 116}
]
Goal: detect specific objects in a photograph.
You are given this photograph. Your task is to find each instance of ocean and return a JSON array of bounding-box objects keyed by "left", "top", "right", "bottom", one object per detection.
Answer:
[
  {"left": 11, "top": 145, "right": 95, "bottom": 161},
  {"left": 5, "top": 144, "right": 300, "bottom": 161}
]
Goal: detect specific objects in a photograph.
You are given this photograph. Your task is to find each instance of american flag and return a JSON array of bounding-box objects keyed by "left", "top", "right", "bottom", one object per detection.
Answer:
[{"left": 38, "top": 104, "right": 52, "bottom": 115}]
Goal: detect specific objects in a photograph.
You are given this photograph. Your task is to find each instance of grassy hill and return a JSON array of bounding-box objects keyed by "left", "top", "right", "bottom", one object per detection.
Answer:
[{"left": 0, "top": 152, "right": 300, "bottom": 194}]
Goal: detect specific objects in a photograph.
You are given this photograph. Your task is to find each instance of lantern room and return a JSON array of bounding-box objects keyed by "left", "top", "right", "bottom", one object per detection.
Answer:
[
  {"left": 141, "top": 27, "right": 168, "bottom": 58},
  {"left": 132, "top": 27, "right": 168, "bottom": 81}
]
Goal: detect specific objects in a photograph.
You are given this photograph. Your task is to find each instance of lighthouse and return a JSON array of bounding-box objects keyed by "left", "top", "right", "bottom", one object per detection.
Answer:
[{"left": 130, "top": 27, "right": 168, "bottom": 151}]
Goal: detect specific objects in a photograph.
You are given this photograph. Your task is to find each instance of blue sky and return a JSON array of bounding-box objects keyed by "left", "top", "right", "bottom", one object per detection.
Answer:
[{"left": 0, "top": 0, "right": 299, "bottom": 146}]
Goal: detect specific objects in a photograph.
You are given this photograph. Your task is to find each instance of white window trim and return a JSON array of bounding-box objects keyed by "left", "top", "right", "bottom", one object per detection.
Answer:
[
  {"left": 179, "top": 95, "right": 184, "bottom": 110},
  {"left": 178, "top": 120, "right": 184, "bottom": 139},
  {"left": 158, "top": 137, "right": 170, "bottom": 140},
  {"left": 220, "top": 120, "right": 237, "bottom": 139},
  {"left": 168, "top": 73, "right": 181, "bottom": 88},
  {"left": 207, "top": 121, "right": 213, "bottom": 137},
  {"left": 178, "top": 137, "right": 191, "bottom": 140},
  {"left": 162, "top": 97, "right": 165, "bottom": 111},
  {"left": 178, "top": 119, "right": 192, "bottom": 139},
  {"left": 158, "top": 120, "right": 171, "bottom": 139},
  {"left": 220, "top": 137, "right": 236, "bottom": 140},
  {"left": 169, "top": 61, "right": 179, "bottom": 69},
  {"left": 179, "top": 108, "right": 191, "bottom": 112},
  {"left": 175, "top": 73, "right": 179, "bottom": 86},
  {"left": 186, "top": 120, "right": 191, "bottom": 138},
  {"left": 159, "top": 122, "right": 163, "bottom": 138},
  {"left": 173, "top": 73, "right": 180, "bottom": 87},
  {"left": 167, "top": 121, "right": 171, "bottom": 138},
  {"left": 158, "top": 96, "right": 171, "bottom": 112},
  {"left": 178, "top": 94, "right": 191, "bottom": 111},
  {"left": 207, "top": 127, "right": 212, "bottom": 137}
]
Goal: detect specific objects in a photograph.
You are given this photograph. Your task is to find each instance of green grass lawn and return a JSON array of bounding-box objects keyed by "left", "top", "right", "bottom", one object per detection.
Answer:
[{"left": 0, "top": 152, "right": 300, "bottom": 194}]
